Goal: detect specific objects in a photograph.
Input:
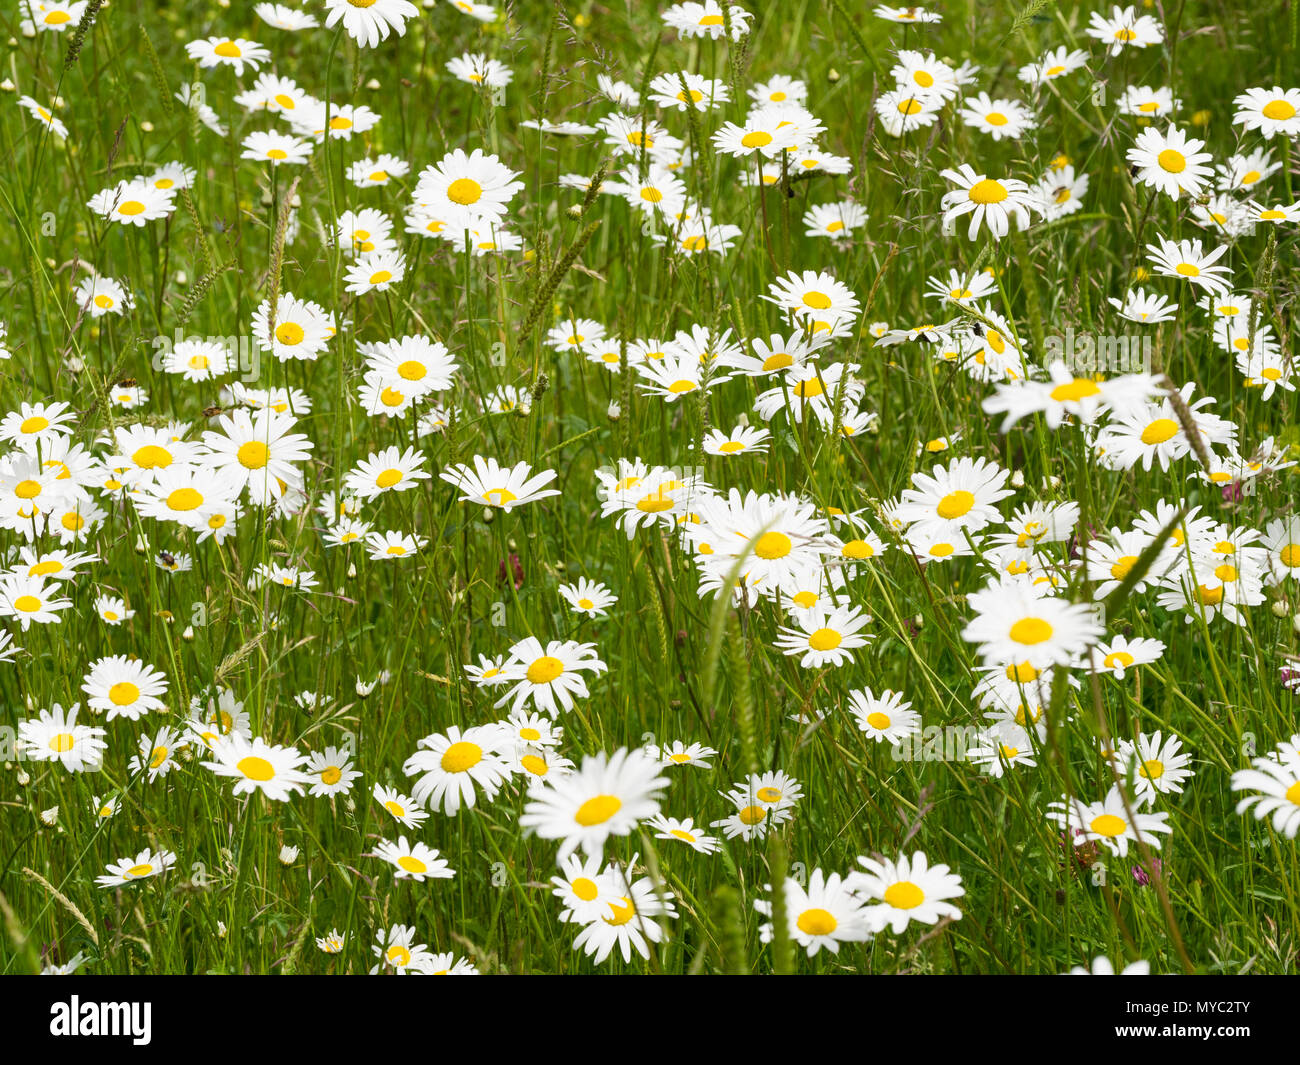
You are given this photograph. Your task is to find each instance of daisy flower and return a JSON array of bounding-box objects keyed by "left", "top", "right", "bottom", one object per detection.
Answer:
[
  {"left": 17, "top": 95, "right": 68, "bottom": 138},
  {"left": 345, "top": 445, "right": 430, "bottom": 500},
  {"left": 348, "top": 153, "right": 410, "bottom": 187},
  {"left": 345, "top": 250, "right": 405, "bottom": 294},
  {"left": 570, "top": 863, "right": 678, "bottom": 965},
  {"left": 712, "top": 116, "right": 799, "bottom": 158},
  {"left": 323, "top": 0, "right": 417, "bottom": 47},
  {"left": 201, "top": 734, "right": 311, "bottom": 801},
  {"left": 1117, "top": 84, "right": 1179, "bottom": 117},
  {"left": 894, "top": 456, "right": 1014, "bottom": 537},
  {"left": 373, "top": 837, "right": 455, "bottom": 882},
  {"left": 373, "top": 783, "right": 428, "bottom": 829},
  {"left": 0, "top": 574, "right": 73, "bottom": 629},
  {"left": 875, "top": 4, "right": 941, "bottom": 22},
  {"left": 1144, "top": 236, "right": 1233, "bottom": 294},
  {"left": 648, "top": 740, "right": 718, "bottom": 770},
  {"left": 87, "top": 179, "right": 174, "bottom": 226},
  {"left": 774, "top": 603, "right": 873, "bottom": 668},
  {"left": 82, "top": 655, "right": 168, "bottom": 721},
  {"left": 962, "top": 575, "right": 1103, "bottom": 669},
  {"left": 846, "top": 687, "right": 922, "bottom": 746},
  {"left": 413, "top": 147, "right": 524, "bottom": 228},
  {"left": 1232, "top": 86, "right": 1300, "bottom": 139},
  {"left": 646, "top": 815, "right": 722, "bottom": 854},
  {"left": 1018, "top": 47, "right": 1088, "bottom": 85},
  {"left": 960, "top": 92, "right": 1037, "bottom": 140},
  {"left": 370, "top": 925, "right": 435, "bottom": 974},
  {"left": 520, "top": 748, "right": 668, "bottom": 861},
  {"left": 558, "top": 577, "right": 617, "bottom": 616},
  {"left": 1086, "top": 5, "right": 1164, "bottom": 55},
  {"left": 763, "top": 268, "right": 861, "bottom": 333},
  {"left": 847, "top": 851, "right": 966, "bottom": 934},
  {"left": 440, "top": 456, "right": 558, "bottom": 511},
  {"left": 1046, "top": 784, "right": 1172, "bottom": 856},
  {"left": 251, "top": 292, "right": 336, "bottom": 362},
  {"left": 1069, "top": 956, "right": 1151, "bottom": 975},
  {"left": 184, "top": 37, "right": 270, "bottom": 76},
  {"left": 940, "top": 165, "right": 1035, "bottom": 241},
  {"left": 662, "top": 1, "right": 752, "bottom": 41},
  {"left": 552, "top": 854, "right": 620, "bottom": 923},
  {"left": 305, "top": 746, "right": 363, "bottom": 796},
  {"left": 17, "top": 703, "right": 106, "bottom": 772},
  {"left": 1115, "top": 730, "right": 1194, "bottom": 805},
  {"left": 703, "top": 425, "right": 771, "bottom": 456},
  {"left": 1126, "top": 125, "right": 1213, "bottom": 200},
  {"left": 756, "top": 870, "right": 875, "bottom": 956},
  {"left": 241, "top": 130, "right": 312, "bottom": 166},
  {"left": 873, "top": 88, "right": 944, "bottom": 136},
  {"left": 1109, "top": 287, "right": 1177, "bottom": 325},
  {"left": 95, "top": 848, "right": 177, "bottom": 888},
  {"left": 1091, "top": 634, "right": 1165, "bottom": 679},
  {"left": 496, "top": 637, "right": 608, "bottom": 717},
  {"left": 1231, "top": 739, "right": 1300, "bottom": 838},
  {"left": 967, "top": 724, "right": 1038, "bottom": 777},
  {"left": 255, "top": 2, "right": 320, "bottom": 29},
  {"left": 403, "top": 724, "right": 513, "bottom": 815}
]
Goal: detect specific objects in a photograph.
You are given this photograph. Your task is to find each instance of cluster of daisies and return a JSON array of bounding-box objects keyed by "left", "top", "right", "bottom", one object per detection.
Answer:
[{"left": 7, "top": 0, "right": 1300, "bottom": 980}]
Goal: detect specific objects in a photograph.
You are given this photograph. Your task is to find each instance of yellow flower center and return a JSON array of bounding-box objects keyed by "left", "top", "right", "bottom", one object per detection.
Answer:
[
  {"left": 1009, "top": 617, "right": 1053, "bottom": 644},
  {"left": 796, "top": 908, "right": 838, "bottom": 935},
  {"left": 808, "top": 627, "right": 842, "bottom": 651},
  {"left": 1090, "top": 814, "right": 1126, "bottom": 837},
  {"left": 842, "top": 539, "right": 873, "bottom": 559},
  {"left": 237, "top": 441, "right": 270, "bottom": 469},
  {"left": 1140, "top": 418, "right": 1178, "bottom": 445},
  {"left": 1157, "top": 149, "right": 1186, "bottom": 173},
  {"left": 447, "top": 177, "right": 483, "bottom": 205},
  {"left": 883, "top": 880, "right": 925, "bottom": 909},
  {"left": 526, "top": 656, "right": 564, "bottom": 684},
  {"left": 166, "top": 487, "right": 203, "bottom": 511},
  {"left": 755, "top": 531, "right": 792, "bottom": 559},
  {"left": 968, "top": 179, "right": 1008, "bottom": 204},
  {"left": 237, "top": 756, "right": 275, "bottom": 781},
  {"left": 574, "top": 794, "right": 621, "bottom": 826},
  {"left": 1050, "top": 378, "right": 1100, "bottom": 402},
  {"left": 440, "top": 741, "right": 483, "bottom": 773},
  {"left": 936, "top": 489, "right": 975, "bottom": 520},
  {"left": 108, "top": 681, "right": 140, "bottom": 706},
  {"left": 1139, "top": 759, "right": 1164, "bottom": 780}
]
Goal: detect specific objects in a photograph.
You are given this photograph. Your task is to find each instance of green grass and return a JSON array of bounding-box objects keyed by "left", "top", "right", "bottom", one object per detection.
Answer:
[{"left": 1, "top": 0, "right": 1298, "bottom": 974}]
